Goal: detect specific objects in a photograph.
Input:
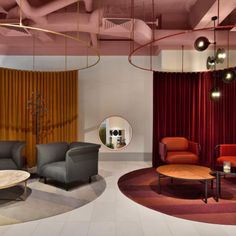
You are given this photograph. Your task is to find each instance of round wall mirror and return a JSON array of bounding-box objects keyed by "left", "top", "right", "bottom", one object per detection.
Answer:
[{"left": 99, "top": 116, "right": 132, "bottom": 150}]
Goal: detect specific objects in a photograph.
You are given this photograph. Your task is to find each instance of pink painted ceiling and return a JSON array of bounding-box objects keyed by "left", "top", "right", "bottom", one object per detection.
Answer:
[{"left": 0, "top": 0, "right": 235, "bottom": 55}]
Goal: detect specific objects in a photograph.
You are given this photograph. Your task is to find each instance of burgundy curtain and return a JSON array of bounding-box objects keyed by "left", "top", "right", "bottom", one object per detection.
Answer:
[{"left": 153, "top": 70, "right": 236, "bottom": 167}]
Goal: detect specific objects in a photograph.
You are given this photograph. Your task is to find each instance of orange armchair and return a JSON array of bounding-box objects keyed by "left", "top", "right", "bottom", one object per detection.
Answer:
[
  {"left": 215, "top": 144, "right": 236, "bottom": 167},
  {"left": 159, "top": 137, "right": 200, "bottom": 164}
]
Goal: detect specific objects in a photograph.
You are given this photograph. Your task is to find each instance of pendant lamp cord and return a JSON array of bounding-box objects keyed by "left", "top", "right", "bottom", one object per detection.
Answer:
[
  {"left": 19, "top": 0, "right": 22, "bottom": 25},
  {"left": 213, "top": 17, "right": 217, "bottom": 87},
  {"left": 227, "top": 30, "right": 229, "bottom": 67},
  {"left": 150, "top": 0, "right": 155, "bottom": 71},
  {"left": 217, "top": 0, "right": 220, "bottom": 26}
]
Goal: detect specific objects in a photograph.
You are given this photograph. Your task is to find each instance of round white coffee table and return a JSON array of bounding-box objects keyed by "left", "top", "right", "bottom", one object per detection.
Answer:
[{"left": 0, "top": 170, "right": 30, "bottom": 200}]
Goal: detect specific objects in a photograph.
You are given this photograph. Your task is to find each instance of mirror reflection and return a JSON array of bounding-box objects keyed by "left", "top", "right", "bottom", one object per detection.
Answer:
[{"left": 99, "top": 116, "right": 132, "bottom": 150}]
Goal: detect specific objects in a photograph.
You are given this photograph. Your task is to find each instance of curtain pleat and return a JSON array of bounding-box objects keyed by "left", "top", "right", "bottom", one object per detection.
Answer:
[
  {"left": 153, "top": 70, "right": 236, "bottom": 167},
  {"left": 0, "top": 67, "right": 78, "bottom": 167}
]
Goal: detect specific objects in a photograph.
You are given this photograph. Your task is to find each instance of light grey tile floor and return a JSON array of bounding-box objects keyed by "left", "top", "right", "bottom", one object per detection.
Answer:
[{"left": 0, "top": 161, "right": 236, "bottom": 236}]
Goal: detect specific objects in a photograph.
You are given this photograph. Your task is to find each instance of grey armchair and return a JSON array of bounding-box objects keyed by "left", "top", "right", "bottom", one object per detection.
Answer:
[
  {"left": 0, "top": 141, "right": 26, "bottom": 170},
  {"left": 36, "top": 142, "right": 101, "bottom": 188}
]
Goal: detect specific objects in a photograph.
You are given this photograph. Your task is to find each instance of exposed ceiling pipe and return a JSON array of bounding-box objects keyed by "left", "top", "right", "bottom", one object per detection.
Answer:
[
  {"left": 11, "top": 0, "right": 152, "bottom": 46},
  {"left": 84, "top": 0, "right": 93, "bottom": 13},
  {"left": 15, "top": 0, "right": 93, "bottom": 18},
  {"left": 7, "top": 5, "right": 47, "bottom": 24},
  {"left": 13, "top": 0, "right": 95, "bottom": 43},
  {"left": 32, "top": 9, "right": 152, "bottom": 45}
]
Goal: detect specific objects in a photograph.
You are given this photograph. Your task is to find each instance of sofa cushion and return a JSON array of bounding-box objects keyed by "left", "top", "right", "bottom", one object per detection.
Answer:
[
  {"left": 0, "top": 141, "right": 19, "bottom": 159},
  {"left": 0, "top": 158, "right": 17, "bottom": 170},
  {"left": 166, "top": 151, "right": 199, "bottom": 164},
  {"left": 162, "top": 137, "right": 188, "bottom": 151},
  {"left": 216, "top": 156, "right": 236, "bottom": 167},
  {"left": 40, "top": 161, "right": 66, "bottom": 183}
]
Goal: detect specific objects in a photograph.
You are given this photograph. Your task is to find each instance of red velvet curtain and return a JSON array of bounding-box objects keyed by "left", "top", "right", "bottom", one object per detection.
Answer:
[{"left": 153, "top": 70, "right": 236, "bottom": 167}]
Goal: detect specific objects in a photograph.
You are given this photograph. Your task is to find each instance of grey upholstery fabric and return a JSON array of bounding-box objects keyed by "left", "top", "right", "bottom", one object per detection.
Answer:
[
  {"left": 0, "top": 141, "right": 26, "bottom": 170},
  {"left": 37, "top": 142, "right": 101, "bottom": 184},
  {"left": 40, "top": 161, "right": 66, "bottom": 183},
  {"left": 0, "top": 159, "right": 18, "bottom": 170},
  {"left": 37, "top": 142, "right": 69, "bottom": 174}
]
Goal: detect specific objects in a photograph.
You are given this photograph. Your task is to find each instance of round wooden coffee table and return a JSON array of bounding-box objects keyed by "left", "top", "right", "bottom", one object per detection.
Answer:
[
  {"left": 0, "top": 170, "right": 30, "bottom": 200},
  {"left": 156, "top": 164, "right": 215, "bottom": 203}
]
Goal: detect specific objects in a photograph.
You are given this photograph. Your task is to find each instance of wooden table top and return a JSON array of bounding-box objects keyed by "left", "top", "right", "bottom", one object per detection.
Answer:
[
  {"left": 0, "top": 170, "right": 30, "bottom": 190},
  {"left": 156, "top": 164, "right": 215, "bottom": 180}
]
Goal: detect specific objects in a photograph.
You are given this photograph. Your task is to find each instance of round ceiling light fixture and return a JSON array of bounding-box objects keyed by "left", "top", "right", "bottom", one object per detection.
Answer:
[
  {"left": 222, "top": 69, "right": 236, "bottom": 83},
  {"left": 194, "top": 36, "right": 211, "bottom": 52},
  {"left": 215, "top": 48, "right": 226, "bottom": 63},
  {"left": 210, "top": 87, "right": 221, "bottom": 100},
  {"left": 206, "top": 56, "right": 216, "bottom": 70}
]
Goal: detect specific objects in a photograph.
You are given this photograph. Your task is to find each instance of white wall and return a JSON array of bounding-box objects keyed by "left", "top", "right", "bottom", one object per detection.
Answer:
[
  {"left": 160, "top": 50, "right": 236, "bottom": 72},
  {"left": 79, "top": 56, "right": 153, "bottom": 160}
]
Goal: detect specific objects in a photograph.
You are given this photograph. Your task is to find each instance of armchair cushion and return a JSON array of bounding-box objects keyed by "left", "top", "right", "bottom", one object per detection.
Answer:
[
  {"left": 166, "top": 151, "right": 199, "bottom": 164},
  {"left": 219, "top": 144, "right": 236, "bottom": 156},
  {"left": 0, "top": 159, "right": 18, "bottom": 170},
  {"left": 40, "top": 161, "right": 66, "bottom": 183},
  {"left": 215, "top": 144, "right": 236, "bottom": 167},
  {"left": 161, "top": 137, "right": 188, "bottom": 151},
  {"left": 216, "top": 156, "right": 236, "bottom": 167}
]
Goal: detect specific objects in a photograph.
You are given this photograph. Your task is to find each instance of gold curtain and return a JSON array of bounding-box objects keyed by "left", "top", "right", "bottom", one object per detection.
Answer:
[{"left": 0, "top": 68, "right": 78, "bottom": 167}]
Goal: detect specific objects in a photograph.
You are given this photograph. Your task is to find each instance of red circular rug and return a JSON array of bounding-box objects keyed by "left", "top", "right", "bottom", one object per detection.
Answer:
[{"left": 118, "top": 167, "right": 236, "bottom": 225}]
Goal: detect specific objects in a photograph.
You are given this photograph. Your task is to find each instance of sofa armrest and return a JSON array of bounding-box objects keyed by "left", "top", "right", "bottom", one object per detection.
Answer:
[
  {"left": 12, "top": 141, "right": 26, "bottom": 169},
  {"left": 159, "top": 142, "right": 167, "bottom": 162},
  {"left": 188, "top": 141, "right": 200, "bottom": 156}
]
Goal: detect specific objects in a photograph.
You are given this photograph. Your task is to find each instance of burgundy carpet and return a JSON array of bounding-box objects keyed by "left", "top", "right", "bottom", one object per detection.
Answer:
[{"left": 118, "top": 168, "right": 236, "bottom": 225}]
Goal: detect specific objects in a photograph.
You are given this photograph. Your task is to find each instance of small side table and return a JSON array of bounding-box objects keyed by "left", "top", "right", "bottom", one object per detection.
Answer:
[{"left": 211, "top": 166, "right": 236, "bottom": 202}]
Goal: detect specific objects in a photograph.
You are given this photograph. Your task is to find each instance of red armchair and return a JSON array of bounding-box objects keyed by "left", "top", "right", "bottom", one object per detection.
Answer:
[
  {"left": 215, "top": 144, "right": 236, "bottom": 167},
  {"left": 159, "top": 137, "right": 200, "bottom": 164}
]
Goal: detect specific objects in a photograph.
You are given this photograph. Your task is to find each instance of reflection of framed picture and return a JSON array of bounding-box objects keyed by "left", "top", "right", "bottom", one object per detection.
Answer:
[
  {"left": 110, "top": 129, "right": 121, "bottom": 136},
  {"left": 113, "top": 130, "right": 119, "bottom": 136}
]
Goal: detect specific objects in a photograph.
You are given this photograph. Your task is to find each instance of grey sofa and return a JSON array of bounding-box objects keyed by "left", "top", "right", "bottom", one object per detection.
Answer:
[
  {"left": 36, "top": 142, "right": 101, "bottom": 188},
  {"left": 0, "top": 141, "right": 26, "bottom": 170}
]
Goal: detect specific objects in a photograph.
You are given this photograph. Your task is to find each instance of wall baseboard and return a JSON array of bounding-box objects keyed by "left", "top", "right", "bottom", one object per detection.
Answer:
[{"left": 99, "top": 152, "right": 152, "bottom": 161}]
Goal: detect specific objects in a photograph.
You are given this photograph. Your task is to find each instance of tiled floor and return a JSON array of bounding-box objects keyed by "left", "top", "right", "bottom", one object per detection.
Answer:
[{"left": 0, "top": 161, "right": 236, "bottom": 236}]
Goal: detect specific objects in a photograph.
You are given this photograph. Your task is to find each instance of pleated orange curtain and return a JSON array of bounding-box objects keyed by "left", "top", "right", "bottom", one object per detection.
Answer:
[{"left": 0, "top": 68, "right": 78, "bottom": 167}]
